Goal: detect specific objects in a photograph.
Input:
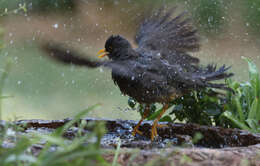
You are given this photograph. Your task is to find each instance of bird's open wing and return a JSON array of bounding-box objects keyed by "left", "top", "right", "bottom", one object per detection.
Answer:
[
  {"left": 135, "top": 7, "right": 200, "bottom": 64},
  {"left": 41, "top": 43, "right": 166, "bottom": 87},
  {"left": 41, "top": 43, "right": 103, "bottom": 68}
]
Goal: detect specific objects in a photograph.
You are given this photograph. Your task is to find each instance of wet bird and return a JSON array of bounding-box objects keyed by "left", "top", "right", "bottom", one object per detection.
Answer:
[{"left": 41, "top": 8, "right": 233, "bottom": 141}]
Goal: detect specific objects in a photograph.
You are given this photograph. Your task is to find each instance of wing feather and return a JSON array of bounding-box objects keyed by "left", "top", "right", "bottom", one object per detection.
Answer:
[{"left": 135, "top": 8, "right": 200, "bottom": 63}]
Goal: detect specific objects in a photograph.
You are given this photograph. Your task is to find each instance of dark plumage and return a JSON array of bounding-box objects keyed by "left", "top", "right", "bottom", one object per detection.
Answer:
[{"left": 41, "top": 8, "right": 233, "bottom": 140}]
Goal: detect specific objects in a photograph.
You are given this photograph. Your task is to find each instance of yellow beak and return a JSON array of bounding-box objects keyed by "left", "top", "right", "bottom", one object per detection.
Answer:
[{"left": 97, "top": 49, "right": 109, "bottom": 58}]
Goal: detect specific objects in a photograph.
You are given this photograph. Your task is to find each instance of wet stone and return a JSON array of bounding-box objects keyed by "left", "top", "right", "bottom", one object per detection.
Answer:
[
  {"left": 7, "top": 118, "right": 260, "bottom": 149},
  {"left": 1, "top": 118, "right": 260, "bottom": 165}
]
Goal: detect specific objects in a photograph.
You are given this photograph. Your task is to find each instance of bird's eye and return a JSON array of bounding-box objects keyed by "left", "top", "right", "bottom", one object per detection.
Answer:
[{"left": 108, "top": 46, "right": 113, "bottom": 51}]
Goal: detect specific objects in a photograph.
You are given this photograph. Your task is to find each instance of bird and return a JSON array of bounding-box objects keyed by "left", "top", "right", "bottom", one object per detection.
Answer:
[{"left": 41, "top": 7, "right": 233, "bottom": 141}]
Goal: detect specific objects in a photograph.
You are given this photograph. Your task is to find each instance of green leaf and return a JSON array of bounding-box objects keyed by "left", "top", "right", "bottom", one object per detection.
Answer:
[
  {"left": 257, "top": 97, "right": 260, "bottom": 120},
  {"left": 112, "top": 139, "right": 121, "bottom": 166},
  {"left": 231, "top": 81, "right": 241, "bottom": 90},
  {"left": 159, "top": 115, "right": 172, "bottom": 122},
  {"left": 245, "top": 119, "right": 258, "bottom": 131},
  {"left": 57, "top": 104, "right": 100, "bottom": 136},
  {"left": 192, "top": 132, "right": 203, "bottom": 144},
  {"left": 222, "top": 112, "right": 251, "bottom": 131},
  {"left": 234, "top": 97, "right": 245, "bottom": 122},
  {"left": 147, "top": 108, "right": 161, "bottom": 121},
  {"left": 248, "top": 98, "right": 259, "bottom": 120},
  {"left": 34, "top": 134, "right": 66, "bottom": 146},
  {"left": 242, "top": 56, "right": 260, "bottom": 98},
  {"left": 242, "top": 56, "right": 259, "bottom": 80},
  {"left": 5, "top": 154, "right": 37, "bottom": 163}
]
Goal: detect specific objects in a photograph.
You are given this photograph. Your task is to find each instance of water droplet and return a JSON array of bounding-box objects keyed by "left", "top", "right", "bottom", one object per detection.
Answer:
[
  {"left": 17, "top": 80, "right": 22, "bottom": 85},
  {"left": 114, "top": 0, "right": 119, "bottom": 5},
  {"left": 53, "top": 23, "right": 59, "bottom": 29},
  {"left": 208, "top": 16, "right": 213, "bottom": 23}
]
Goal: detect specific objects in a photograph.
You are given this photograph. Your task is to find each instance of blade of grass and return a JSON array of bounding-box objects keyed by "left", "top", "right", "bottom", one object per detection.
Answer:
[
  {"left": 245, "top": 119, "right": 258, "bottom": 131},
  {"left": 222, "top": 112, "right": 251, "bottom": 131},
  {"left": 242, "top": 56, "right": 260, "bottom": 98},
  {"left": 248, "top": 98, "right": 259, "bottom": 120},
  {"left": 257, "top": 97, "right": 260, "bottom": 120},
  {"left": 43, "top": 149, "right": 102, "bottom": 166},
  {"left": 54, "top": 104, "right": 100, "bottom": 136},
  {"left": 147, "top": 104, "right": 174, "bottom": 121},
  {"left": 34, "top": 134, "right": 66, "bottom": 147},
  {"left": 234, "top": 97, "right": 245, "bottom": 122},
  {"left": 112, "top": 138, "right": 121, "bottom": 166}
]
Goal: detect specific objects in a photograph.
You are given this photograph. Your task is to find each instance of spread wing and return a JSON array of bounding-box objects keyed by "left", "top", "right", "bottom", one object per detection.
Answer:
[
  {"left": 41, "top": 42, "right": 233, "bottom": 92},
  {"left": 41, "top": 43, "right": 167, "bottom": 88},
  {"left": 135, "top": 7, "right": 200, "bottom": 64}
]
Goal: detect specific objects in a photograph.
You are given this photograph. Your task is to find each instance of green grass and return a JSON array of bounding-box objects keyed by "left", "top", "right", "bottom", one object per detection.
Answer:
[
  {"left": 0, "top": 105, "right": 115, "bottom": 166},
  {"left": 221, "top": 57, "right": 260, "bottom": 133}
]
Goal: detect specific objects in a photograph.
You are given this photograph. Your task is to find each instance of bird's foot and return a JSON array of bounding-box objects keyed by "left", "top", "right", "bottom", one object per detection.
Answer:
[
  {"left": 151, "top": 120, "right": 158, "bottom": 141},
  {"left": 157, "top": 124, "right": 168, "bottom": 128},
  {"left": 151, "top": 122, "right": 168, "bottom": 141},
  {"left": 132, "top": 125, "right": 143, "bottom": 136}
]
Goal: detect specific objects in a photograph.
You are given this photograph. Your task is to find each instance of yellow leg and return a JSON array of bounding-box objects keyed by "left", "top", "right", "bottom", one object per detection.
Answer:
[
  {"left": 151, "top": 104, "right": 169, "bottom": 141},
  {"left": 132, "top": 105, "right": 150, "bottom": 136}
]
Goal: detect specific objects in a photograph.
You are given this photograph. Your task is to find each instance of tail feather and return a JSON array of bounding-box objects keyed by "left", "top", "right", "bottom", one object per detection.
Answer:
[
  {"left": 205, "top": 83, "right": 234, "bottom": 92},
  {"left": 196, "top": 65, "right": 234, "bottom": 92},
  {"left": 203, "top": 65, "right": 233, "bottom": 81}
]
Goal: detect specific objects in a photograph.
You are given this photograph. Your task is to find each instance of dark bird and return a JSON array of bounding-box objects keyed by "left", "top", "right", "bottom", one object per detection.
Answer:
[{"left": 41, "top": 8, "right": 233, "bottom": 141}]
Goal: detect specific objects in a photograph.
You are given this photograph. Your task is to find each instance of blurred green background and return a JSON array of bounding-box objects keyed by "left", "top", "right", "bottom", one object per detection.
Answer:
[{"left": 0, "top": 0, "right": 260, "bottom": 120}]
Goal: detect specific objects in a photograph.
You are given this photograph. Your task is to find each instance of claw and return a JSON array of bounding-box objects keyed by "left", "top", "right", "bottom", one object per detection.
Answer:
[
  {"left": 132, "top": 104, "right": 150, "bottom": 137},
  {"left": 132, "top": 126, "right": 143, "bottom": 136},
  {"left": 151, "top": 120, "right": 158, "bottom": 141},
  {"left": 157, "top": 124, "right": 168, "bottom": 128},
  {"left": 150, "top": 104, "right": 169, "bottom": 141}
]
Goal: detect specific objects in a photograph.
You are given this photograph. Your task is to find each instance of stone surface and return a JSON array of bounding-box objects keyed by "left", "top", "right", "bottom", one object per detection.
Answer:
[{"left": 4, "top": 118, "right": 260, "bottom": 165}]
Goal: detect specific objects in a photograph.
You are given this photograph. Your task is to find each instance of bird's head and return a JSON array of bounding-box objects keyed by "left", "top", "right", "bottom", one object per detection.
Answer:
[{"left": 97, "top": 35, "right": 132, "bottom": 60}]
